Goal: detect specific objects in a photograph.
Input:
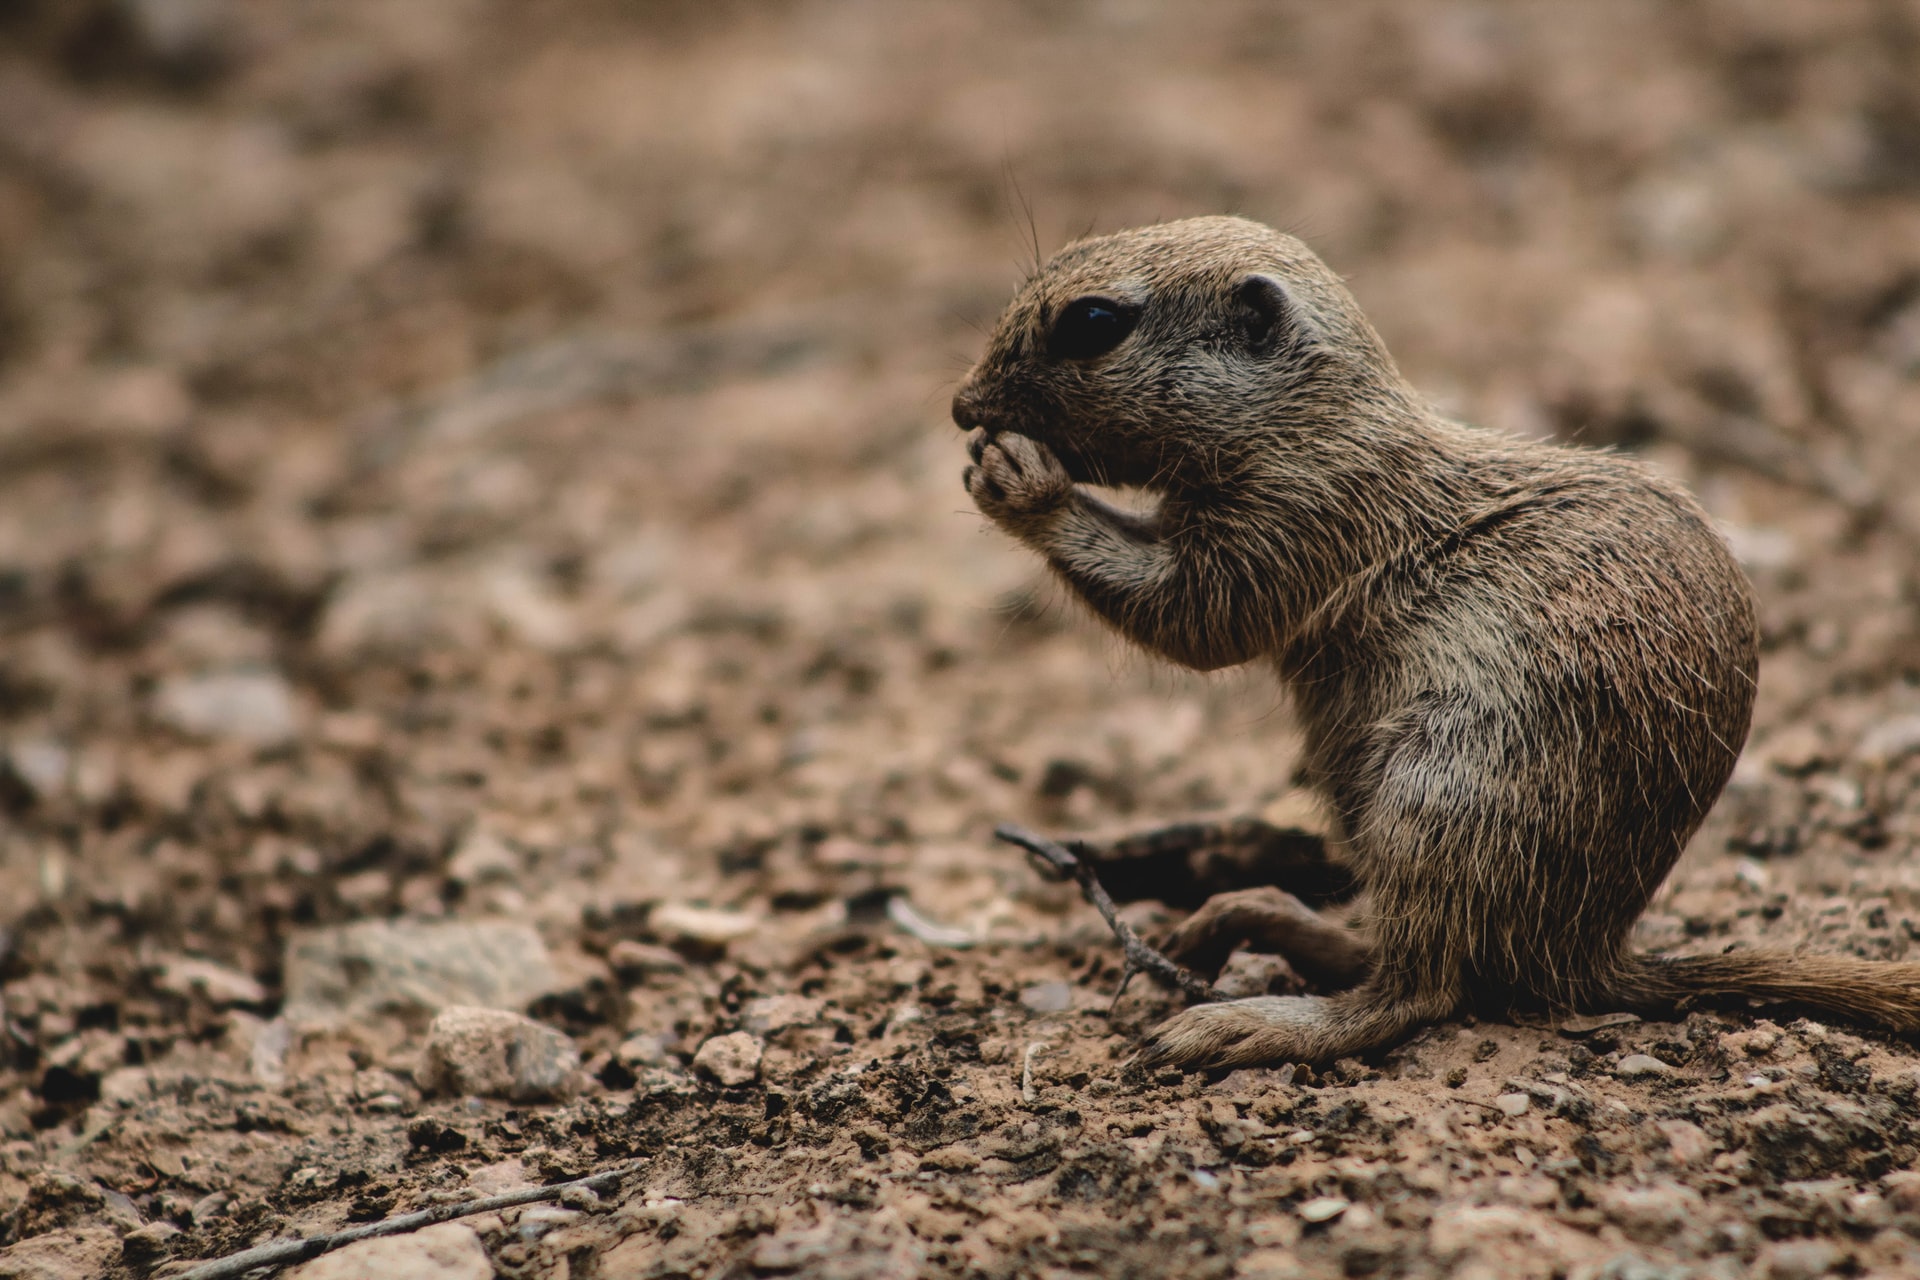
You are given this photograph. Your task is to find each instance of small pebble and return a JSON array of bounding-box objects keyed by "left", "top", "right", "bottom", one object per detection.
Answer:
[
  {"left": 1298, "top": 1196, "right": 1349, "bottom": 1223},
  {"left": 692, "top": 1031, "right": 763, "bottom": 1086},
  {"left": 1494, "top": 1092, "right": 1531, "bottom": 1117},
  {"left": 650, "top": 902, "right": 761, "bottom": 945},
  {"left": 1614, "top": 1054, "right": 1670, "bottom": 1079},
  {"left": 152, "top": 669, "right": 299, "bottom": 746},
  {"left": 1019, "top": 981, "right": 1073, "bottom": 1013},
  {"left": 419, "top": 1006, "right": 581, "bottom": 1102},
  {"left": 616, "top": 1033, "right": 672, "bottom": 1069},
  {"left": 606, "top": 940, "right": 687, "bottom": 979}
]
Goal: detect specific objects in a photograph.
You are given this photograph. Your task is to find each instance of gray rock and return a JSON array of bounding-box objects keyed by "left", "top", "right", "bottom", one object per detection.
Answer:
[
  {"left": 1494, "top": 1092, "right": 1531, "bottom": 1117},
  {"left": 285, "top": 1223, "right": 491, "bottom": 1280},
  {"left": 1614, "top": 1054, "right": 1670, "bottom": 1079},
  {"left": 692, "top": 1031, "right": 762, "bottom": 1086},
  {"left": 419, "top": 1006, "right": 581, "bottom": 1102},
  {"left": 151, "top": 669, "right": 298, "bottom": 746},
  {"left": 283, "top": 920, "right": 559, "bottom": 1025}
]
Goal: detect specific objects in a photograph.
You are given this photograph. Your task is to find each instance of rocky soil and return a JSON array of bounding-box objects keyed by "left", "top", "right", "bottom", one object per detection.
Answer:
[{"left": 5, "top": 2, "right": 1920, "bottom": 1277}]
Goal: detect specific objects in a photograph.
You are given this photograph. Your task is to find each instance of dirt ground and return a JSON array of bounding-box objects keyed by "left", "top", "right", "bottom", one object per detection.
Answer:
[{"left": 6, "top": 2, "right": 1920, "bottom": 1277}]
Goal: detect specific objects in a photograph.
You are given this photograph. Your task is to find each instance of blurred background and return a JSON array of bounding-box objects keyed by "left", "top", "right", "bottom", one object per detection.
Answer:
[{"left": 5, "top": 2, "right": 1920, "bottom": 1275}]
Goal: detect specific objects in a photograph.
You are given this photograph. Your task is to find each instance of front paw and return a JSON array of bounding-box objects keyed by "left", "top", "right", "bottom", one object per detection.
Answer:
[{"left": 964, "top": 430, "right": 1072, "bottom": 528}]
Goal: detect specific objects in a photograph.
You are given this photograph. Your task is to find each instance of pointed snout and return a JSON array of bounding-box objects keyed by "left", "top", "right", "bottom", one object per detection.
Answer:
[{"left": 950, "top": 381, "right": 983, "bottom": 431}]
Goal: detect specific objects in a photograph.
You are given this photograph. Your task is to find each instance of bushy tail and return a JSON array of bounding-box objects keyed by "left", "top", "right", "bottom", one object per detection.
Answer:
[{"left": 1607, "top": 952, "right": 1920, "bottom": 1032}]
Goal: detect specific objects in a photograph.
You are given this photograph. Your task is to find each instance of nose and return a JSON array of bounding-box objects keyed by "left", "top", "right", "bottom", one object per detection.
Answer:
[{"left": 950, "top": 383, "right": 981, "bottom": 430}]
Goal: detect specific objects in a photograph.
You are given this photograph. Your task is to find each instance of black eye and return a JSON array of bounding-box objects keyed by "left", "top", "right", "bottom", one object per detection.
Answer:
[{"left": 1046, "top": 295, "right": 1139, "bottom": 361}]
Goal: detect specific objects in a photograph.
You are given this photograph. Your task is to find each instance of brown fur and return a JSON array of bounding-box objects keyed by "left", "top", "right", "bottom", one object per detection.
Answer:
[{"left": 953, "top": 215, "right": 1920, "bottom": 1068}]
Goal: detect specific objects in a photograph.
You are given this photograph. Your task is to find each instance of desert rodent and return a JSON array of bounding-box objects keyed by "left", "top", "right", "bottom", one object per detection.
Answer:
[{"left": 953, "top": 215, "right": 1920, "bottom": 1067}]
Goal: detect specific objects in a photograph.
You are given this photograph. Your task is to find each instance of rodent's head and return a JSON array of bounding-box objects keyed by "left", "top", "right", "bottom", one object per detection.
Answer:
[{"left": 951, "top": 216, "right": 1410, "bottom": 490}]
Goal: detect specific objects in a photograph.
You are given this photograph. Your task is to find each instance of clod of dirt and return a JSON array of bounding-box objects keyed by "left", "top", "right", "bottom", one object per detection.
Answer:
[
  {"left": 418, "top": 1006, "right": 581, "bottom": 1102},
  {"left": 284, "top": 1223, "right": 491, "bottom": 1280},
  {"left": 283, "top": 921, "right": 559, "bottom": 1024},
  {"left": 149, "top": 668, "right": 299, "bottom": 746},
  {"left": 691, "top": 1031, "right": 762, "bottom": 1086}
]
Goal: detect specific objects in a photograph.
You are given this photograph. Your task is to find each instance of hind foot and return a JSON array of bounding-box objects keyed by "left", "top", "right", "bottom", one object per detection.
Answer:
[
  {"left": 1143, "top": 986, "right": 1443, "bottom": 1069},
  {"left": 1143, "top": 996, "right": 1338, "bottom": 1069}
]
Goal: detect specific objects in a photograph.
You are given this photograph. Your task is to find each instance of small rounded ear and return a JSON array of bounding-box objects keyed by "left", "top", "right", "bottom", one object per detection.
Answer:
[{"left": 1233, "top": 273, "right": 1309, "bottom": 350}]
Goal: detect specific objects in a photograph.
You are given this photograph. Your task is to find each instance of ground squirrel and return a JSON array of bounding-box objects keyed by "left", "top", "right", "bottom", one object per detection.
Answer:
[{"left": 954, "top": 215, "right": 1920, "bottom": 1068}]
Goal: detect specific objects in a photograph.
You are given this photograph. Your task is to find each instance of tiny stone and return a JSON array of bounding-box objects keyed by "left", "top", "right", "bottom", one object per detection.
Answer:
[
  {"left": 606, "top": 939, "right": 687, "bottom": 979},
  {"left": 1298, "top": 1196, "right": 1349, "bottom": 1223},
  {"left": 1614, "top": 1054, "right": 1670, "bottom": 1079},
  {"left": 4, "top": 740, "right": 69, "bottom": 798},
  {"left": 446, "top": 829, "right": 518, "bottom": 885},
  {"left": 1857, "top": 714, "right": 1920, "bottom": 767},
  {"left": 156, "top": 955, "right": 267, "bottom": 1006},
  {"left": 649, "top": 902, "right": 761, "bottom": 945},
  {"left": 1019, "top": 981, "right": 1073, "bottom": 1013},
  {"left": 615, "top": 1033, "right": 671, "bottom": 1069},
  {"left": 692, "top": 1031, "right": 763, "bottom": 1086},
  {"left": 740, "top": 994, "right": 824, "bottom": 1034},
  {"left": 419, "top": 1006, "right": 581, "bottom": 1102},
  {"left": 1494, "top": 1092, "right": 1531, "bottom": 1117},
  {"left": 151, "top": 669, "right": 299, "bottom": 746}
]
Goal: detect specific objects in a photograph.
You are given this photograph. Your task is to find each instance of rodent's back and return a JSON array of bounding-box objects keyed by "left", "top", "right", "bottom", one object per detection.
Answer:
[{"left": 1291, "top": 440, "right": 1758, "bottom": 1006}]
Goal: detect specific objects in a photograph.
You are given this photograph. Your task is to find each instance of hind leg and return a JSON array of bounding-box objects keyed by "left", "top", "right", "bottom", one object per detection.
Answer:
[{"left": 1159, "top": 886, "right": 1371, "bottom": 987}]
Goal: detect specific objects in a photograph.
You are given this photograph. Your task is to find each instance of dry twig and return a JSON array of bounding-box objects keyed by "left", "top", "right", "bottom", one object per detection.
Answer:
[
  {"left": 994, "top": 823, "right": 1223, "bottom": 1005},
  {"left": 173, "top": 1163, "right": 639, "bottom": 1280}
]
